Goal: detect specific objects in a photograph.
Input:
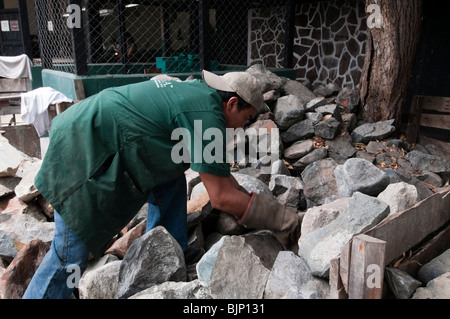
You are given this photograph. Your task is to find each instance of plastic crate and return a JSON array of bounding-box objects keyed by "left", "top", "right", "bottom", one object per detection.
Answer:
[{"left": 156, "top": 57, "right": 178, "bottom": 73}]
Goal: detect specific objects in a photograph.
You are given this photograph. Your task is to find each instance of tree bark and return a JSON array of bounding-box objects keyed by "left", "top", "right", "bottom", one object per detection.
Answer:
[{"left": 359, "top": 0, "right": 423, "bottom": 130}]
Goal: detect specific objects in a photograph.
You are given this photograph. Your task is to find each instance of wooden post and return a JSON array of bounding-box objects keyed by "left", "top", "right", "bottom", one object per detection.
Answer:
[
  {"left": 365, "top": 188, "right": 450, "bottom": 266},
  {"left": 339, "top": 241, "right": 352, "bottom": 293},
  {"left": 73, "top": 78, "right": 85, "bottom": 100},
  {"left": 348, "top": 234, "right": 386, "bottom": 299},
  {"left": 329, "top": 257, "right": 348, "bottom": 299},
  {"left": 406, "top": 95, "right": 423, "bottom": 144}
]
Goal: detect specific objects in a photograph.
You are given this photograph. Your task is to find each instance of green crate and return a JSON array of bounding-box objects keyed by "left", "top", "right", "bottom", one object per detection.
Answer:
[{"left": 156, "top": 57, "right": 178, "bottom": 73}]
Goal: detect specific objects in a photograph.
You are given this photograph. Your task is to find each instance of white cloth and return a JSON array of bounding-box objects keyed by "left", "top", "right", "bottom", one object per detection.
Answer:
[
  {"left": 21, "top": 87, "right": 72, "bottom": 137},
  {"left": 0, "top": 54, "right": 32, "bottom": 80}
]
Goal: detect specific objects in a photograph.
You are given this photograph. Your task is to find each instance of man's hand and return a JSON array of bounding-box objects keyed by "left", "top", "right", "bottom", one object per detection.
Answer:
[
  {"left": 199, "top": 172, "right": 251, "bottom": 220},
  {"left": 239, "top": 193, "right": 301, "bottom": 251}
]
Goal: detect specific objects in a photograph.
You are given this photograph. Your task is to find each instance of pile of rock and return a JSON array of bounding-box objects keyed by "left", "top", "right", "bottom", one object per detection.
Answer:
[{"left": 1, "top": 64, "right": 449, "bottom": 299}]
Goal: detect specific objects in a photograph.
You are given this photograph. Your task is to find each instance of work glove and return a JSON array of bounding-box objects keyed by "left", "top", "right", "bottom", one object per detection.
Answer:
[{"left": 238, "top": 193, "right": 301, "bottom": 252}]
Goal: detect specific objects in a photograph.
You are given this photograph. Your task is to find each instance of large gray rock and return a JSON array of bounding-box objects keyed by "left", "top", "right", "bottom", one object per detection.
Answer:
[
  {"left": 14, "top": 160, "right": 42, "bottom": 202},
  {"left": 0, "top": 212, "right": 55, "bottom": 245},
  {"left": 336, "top": 87, "right": 360, "bottom": 113},
  {"left": 405, "top": 150, "right": 450, "bottom": 173},
  {"left": 283, "top": 139, "right": 314, "bottom": 160},
  {"left": 412, "top": 272, "right": 450, "bottom": 299},
  {"left": 242, "top": 230, "right": 284, "bottom": 270},
  {"left": 281, "top": 119, "right": 314, "bottom": 144},
  {"left": 270, "top": 159, "right": 291, "bottom": 176},
  {"left": 283, "top": 79, "right": 317, "bottom": 105},
  {"left": 264, "top": 251, "right": 329, "bottom": 299},
  {"left": 351, "top": 119, "right": 396, "bottom": 144},
  {"left": 246, "top": 64, "right": 284, "bottom": 93},
  {"left": 305, "top": 97, "right": 327, "bottom": 112},
  {"left": 190, "top": 173, "right": 273, "bottom": 199},
  {"left": 274, "top": 94, "right": 306, "bottom": 130},
  {"left": 0, "top": 177, "right": 21, "bottom": 198},
  {"left": 315, "top": 104, "right": 343, "bottom": 124},
  {"left": 293, "top": 148, "right": 328, "bottom": 171},
  {"left": 384, "top": 267, "right": 422, "bottom": 299},
  {"left": 377, "top": 182, "right": 419, "bottom": 216},
  {"left": 231, "top": 173, "right": 273, "bottom": 196},
  {"left": 0, "top": 230, "right": 19, "bottom": 262},
  {"left": 0, "top": 135, "right": 32, "bottom": 177},
  {"left": 117, "top": 226, "right": 186, "bottom": 299},
  {"left": 297, "top": 192, "right": 390, "bottom": 277},
  {"left": 417, "top": 249, "right": 450, "bottom": 284},
  {"left": 394, "top": 168, "right": 434, "bottom": 201},
  {"left": 196, "top": 236, "right": 270, "bottom": 299},
  {"left": 128, "top": 280, "right": 212, "bottom": 299},
  {"left": 301, "top": 158, "right": 339, "bottom": 205},
  {"left": 301, "top": 197, "right": 351, "bottom": 237},
  {"left": 325, "top": 133, "right": 357, "bottom": 158},
  {"left": 269, "top": 174, "right": 303, "bottom": 208},
  {"left": 314, "top": 117, "right": 341, "bottom": 140},
  {"left": 79, "top": 260, "right": 121, "bottom": 299},
  {"left": 334, "top": 158, "right": 390, "bottom": 197}
]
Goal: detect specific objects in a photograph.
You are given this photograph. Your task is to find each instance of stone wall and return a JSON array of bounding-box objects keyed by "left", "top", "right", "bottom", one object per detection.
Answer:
[{"left": 249, "top": 0, "right": 368, "bottom": 89}]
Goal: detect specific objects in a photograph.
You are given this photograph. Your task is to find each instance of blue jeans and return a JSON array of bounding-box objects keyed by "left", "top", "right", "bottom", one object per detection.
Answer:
[
  {"left": 146, "top": 174, "right": 188, "bottom": 251},
  {"left": 22, "top": 211, "right": 90, "bottom": 299},
  {"left": 23, "top": 174, "right": 188, "bottom": 299}
]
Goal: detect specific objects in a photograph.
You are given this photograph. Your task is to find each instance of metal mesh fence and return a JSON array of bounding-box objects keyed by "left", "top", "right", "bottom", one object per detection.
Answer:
[
  {"left": 33, "top": 0, "right": 263, "bottom": 76},
  {"left": 34, "top": 0, "right": 74, "bottom": 73}
]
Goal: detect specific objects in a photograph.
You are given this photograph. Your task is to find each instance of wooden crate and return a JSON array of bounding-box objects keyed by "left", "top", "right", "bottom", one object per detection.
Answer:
[
  {"left": 330, "top": 188, "right": 450, "bottom": 299},
  {"left": 406, "top": 95, "right": 450, "bottom": 153}
]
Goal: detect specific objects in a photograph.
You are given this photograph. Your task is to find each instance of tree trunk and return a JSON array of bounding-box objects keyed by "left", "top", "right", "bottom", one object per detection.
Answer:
[{"left": 359, "top": 0, "right": 423, "bottom": 131}]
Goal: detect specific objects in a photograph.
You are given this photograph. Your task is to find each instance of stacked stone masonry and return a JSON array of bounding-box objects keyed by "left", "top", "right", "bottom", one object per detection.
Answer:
[{"left": 249, "top": 0, "right": 368, "bottom": 89}]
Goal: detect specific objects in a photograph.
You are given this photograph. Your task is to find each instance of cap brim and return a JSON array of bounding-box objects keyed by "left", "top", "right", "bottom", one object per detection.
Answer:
[{"left": 202, "top": 70, "right": 234, "bottom": 92}]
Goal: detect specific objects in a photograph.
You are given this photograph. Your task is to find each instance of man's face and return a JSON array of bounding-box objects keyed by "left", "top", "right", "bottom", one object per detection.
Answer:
[{"left": 223, "top": 97, "right": 257, "bottom": 129}]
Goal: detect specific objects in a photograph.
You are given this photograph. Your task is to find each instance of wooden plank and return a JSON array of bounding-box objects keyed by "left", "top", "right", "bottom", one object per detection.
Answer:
[
  {"left": 396, "top": 224, "right": 450, "bottom": 278},
  {"left": 406, "top": 95, "right": 423, "bottom": 144},
  {"left": 420, "top": 113, "right": 450, "bottom": 131},
  {"left": 364, "top": 188, "right": 450, "bottom": 266},
  {"left": 418, "top": 136, "right": 450, "bottom": 154},
  {"left": 348, "top": 234, "right": 386, "bottom": 299},
  {"left": 0, "top": 105, "right": 20, "bottom": 115},
  {"left": 339, "top": 241, "right": 351, "bottom": 293},
  {"left": 0, "top": 94, "right": 22, "bottom": 101},
  {"left": 329, "top": 257, "right": 348, "bottom": 299},
  {"left": 421, "top": 96, "right": 450, "bottom": 113},
  {"left": 73, "top": 79, "right": 86, "bottom": 100},
  {"left": 55, "top": 101, "right": 74, "bottom": 115}
]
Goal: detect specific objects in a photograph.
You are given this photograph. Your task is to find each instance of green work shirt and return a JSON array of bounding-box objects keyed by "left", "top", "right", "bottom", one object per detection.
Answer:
[{"left": 35, "top": 78, "right": 230, "bottom": 258}]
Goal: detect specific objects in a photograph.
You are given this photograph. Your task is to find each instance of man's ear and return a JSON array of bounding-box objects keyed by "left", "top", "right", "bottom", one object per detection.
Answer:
[{"left": 226, "top": 96, "right": 239, "bottom": 111}]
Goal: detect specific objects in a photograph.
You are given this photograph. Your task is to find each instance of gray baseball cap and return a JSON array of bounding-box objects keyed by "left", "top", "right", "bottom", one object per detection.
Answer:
[{"left": 202, "top": 70, "right": 265, "bottom": 113}]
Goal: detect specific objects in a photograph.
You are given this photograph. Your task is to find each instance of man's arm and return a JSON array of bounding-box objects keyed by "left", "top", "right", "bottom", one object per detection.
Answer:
[
  {"left": 199, "top": 172, "right": 251, "bottom": 220},
  {"left": 229, "top": 173, "right": 241, "bottom": 190}
]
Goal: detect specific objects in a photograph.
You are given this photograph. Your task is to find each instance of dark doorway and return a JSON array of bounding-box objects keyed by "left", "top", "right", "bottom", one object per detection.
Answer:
[
  {"left": 406, "top": 1, "right": 450, "bottom": 101},
  {"left": 0, "top": 8, "right": 24, "bottom": 56}
]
